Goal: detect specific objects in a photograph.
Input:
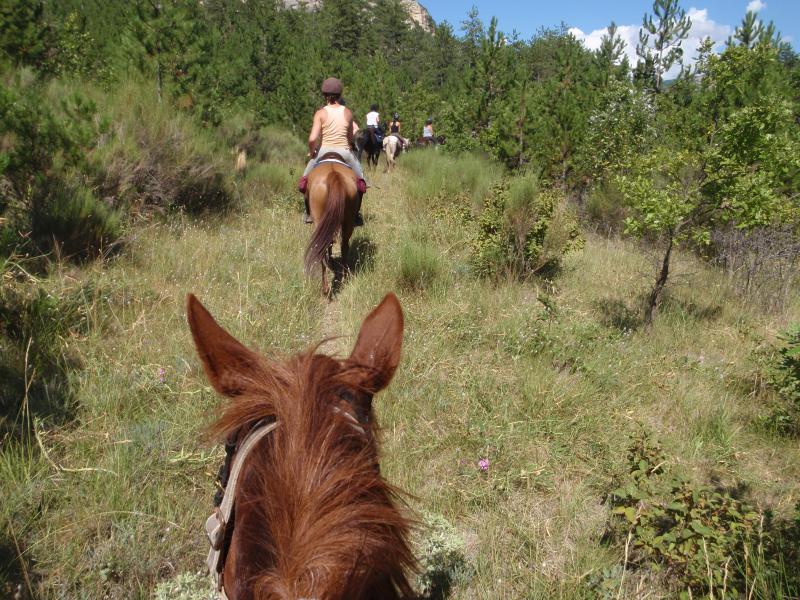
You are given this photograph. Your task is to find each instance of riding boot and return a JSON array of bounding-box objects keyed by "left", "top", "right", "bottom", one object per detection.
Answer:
[
  {"left": 303, "top": 195, "right": 312, "bottom": 224},
  {"left": 355, "top": 192, "right": 364, "bottom": 227}
]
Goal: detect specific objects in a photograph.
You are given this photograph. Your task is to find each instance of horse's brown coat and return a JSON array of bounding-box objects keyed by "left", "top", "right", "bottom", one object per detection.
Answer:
[
  {"left": 187, "top": 293, "right": 415, "bottom": 600},
  {"left": 304, "top": 162, "right": 359, "bottom": 295}
]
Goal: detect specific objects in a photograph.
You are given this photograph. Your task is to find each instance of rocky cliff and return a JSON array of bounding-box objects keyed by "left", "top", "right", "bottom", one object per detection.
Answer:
[{"left": 282, "top": 0, "right": 434, "bottom": 33}]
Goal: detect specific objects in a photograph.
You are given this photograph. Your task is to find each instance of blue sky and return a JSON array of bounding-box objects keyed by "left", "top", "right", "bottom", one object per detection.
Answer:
[{"left": 422, "top": 1, "right": 798, "bottom": 73}]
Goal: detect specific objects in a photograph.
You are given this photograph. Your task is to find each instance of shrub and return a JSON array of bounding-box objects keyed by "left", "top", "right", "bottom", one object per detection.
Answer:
[
  {"left": 243, "top": 163, "right": 294, "bottom": 197},
  {"left": 414, "top": 512, "right": 473, "bottom": 599},
  {"left": 0, "top": 75, "right": 117, "bottom": 259},
  {"left": 94, "top": 82, "right": 235, "bottom": 215},
  {"left": 584, "top": 182, "right": 629, "bottom": 234},
  {"left": 217, "top": 112, "right": 305, "bottom": 166},
  {"left": 604, "top": 431, "right": 800, "bottom": 597},
  {"left": 31, "top": 179, "right": 121, "bottom": 259},
  {"left": 767, "top": 324, "right": 800, "bottom": 434},
  {"left": 711, "top": 226, "right": 800, "bottom": 312},
  {"left": 470, "top": 176, "right": 583, "bottom": 278}
]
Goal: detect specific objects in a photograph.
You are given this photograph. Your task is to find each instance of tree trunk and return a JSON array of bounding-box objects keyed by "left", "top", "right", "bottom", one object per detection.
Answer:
[{"left": 645, "top": 234, "right": 674, "bottom": 326}]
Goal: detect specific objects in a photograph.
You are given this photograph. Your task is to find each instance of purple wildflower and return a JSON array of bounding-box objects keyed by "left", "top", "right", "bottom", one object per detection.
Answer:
[
  {"left": 158, "top": 367, "right": 166, "bottom": 384},
  {"left": 478, "top": 458, "right": 489, "bottom": 472}
]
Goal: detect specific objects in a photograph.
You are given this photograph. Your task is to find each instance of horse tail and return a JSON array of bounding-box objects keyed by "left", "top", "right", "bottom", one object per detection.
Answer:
[{"left": 304, "top": 169, "right": 346, "bottom": 275}]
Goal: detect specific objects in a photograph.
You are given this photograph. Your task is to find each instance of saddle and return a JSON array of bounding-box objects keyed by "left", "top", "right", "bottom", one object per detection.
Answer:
[{"left": 314, "top": 151, "right": 352, "bottom": 170}]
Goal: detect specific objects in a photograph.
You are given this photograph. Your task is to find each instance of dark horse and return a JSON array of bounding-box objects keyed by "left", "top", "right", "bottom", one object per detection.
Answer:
[
  {"left": 415, "top": 135, "right": 446, "bottom": 148},
  {"left": 188, "top": 292, "right": 415, "bottom": 600},
  {"left": 356, "top": 128, "right": 382, "bottom": 168}
]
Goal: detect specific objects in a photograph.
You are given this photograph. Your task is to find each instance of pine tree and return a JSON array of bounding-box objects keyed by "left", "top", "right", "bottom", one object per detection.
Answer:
[
  {"left": 732, "top": 11, "right": 763, "bottom": 48},
  {"left": 0, "top": 0, "right": 48, "bottom": 66},
  {"left": 596, "top": 22, "right": 628, "bottom": 83},
  {"left": 636, "top": 0, "right": 692, "bottom": 93}
]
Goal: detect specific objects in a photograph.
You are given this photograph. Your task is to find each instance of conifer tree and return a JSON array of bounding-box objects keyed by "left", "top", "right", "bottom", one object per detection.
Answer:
[
  {"left": 596, "top": 22, "right": 629, "bottom": 83},
  {"left": 0, "top": 0, "right": 48, "bottom": 66},
  {"left": 636, "top": 0, "right": 692, "bottom": 93},
  {"left": 732, "top": 11, "right": 763, "bottom": 48}
]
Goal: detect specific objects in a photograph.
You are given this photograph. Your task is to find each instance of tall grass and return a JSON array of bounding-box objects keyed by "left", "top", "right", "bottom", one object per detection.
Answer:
[
  {"left": 401, "top": 150, "right": 503, "bottom": 214},
  {"left": 91, "top": 80, "right": 236, "bottom": 215},
  {"left": 1, "top": 148, "right": 799, "bottom": 598}
]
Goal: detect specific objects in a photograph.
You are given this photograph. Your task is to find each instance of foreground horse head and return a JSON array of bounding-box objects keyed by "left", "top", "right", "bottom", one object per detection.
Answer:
[
  {"left": 305, "top": 160, "right": 359, "bottom": 296},
  {"left": 188, "top": 293, "right": 415, "bottom": 600}
]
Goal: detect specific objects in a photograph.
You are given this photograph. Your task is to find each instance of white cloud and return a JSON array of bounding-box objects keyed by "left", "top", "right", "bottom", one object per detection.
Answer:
[
  {"left": 570, "top": 7, "right": 731, "bottom": 78},
  {"left": 746, "top": 0, "right": 766, "bottom": 13}
]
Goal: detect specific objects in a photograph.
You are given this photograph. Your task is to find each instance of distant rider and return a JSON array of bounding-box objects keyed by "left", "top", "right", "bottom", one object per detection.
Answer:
[
  {"left": 389, "top": 113, "right": 409, "bottom": 149},
  {"left": 365, "top": 104, "right": 380, "bottom": 147},
  {"left": 422, "top": 118, "right": 435, "bottom": 144},
  {"left": 298, "top": 78, "right": 366, "bottom": 225}
]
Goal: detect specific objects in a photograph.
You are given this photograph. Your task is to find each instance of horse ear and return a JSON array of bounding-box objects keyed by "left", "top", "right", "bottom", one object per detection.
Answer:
[
  {"left": 186, "top": 294, "right": 263, "bottom": 398},
  {"left": 347, "top": 293, "right": 404, "bottom": 393}
]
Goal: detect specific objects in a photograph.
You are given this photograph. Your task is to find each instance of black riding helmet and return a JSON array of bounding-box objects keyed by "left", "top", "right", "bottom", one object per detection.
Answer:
[
  {"left": 370, "top": 104, "right": 379, "bottom": 112},
  {"left": 393, "top": 113, "right": 400, "bottom": 120}
]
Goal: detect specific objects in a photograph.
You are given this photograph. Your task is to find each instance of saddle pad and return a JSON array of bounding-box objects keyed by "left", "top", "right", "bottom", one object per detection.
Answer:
[{"left": 316, "top": 158, "right": 351, "bottom": 169}]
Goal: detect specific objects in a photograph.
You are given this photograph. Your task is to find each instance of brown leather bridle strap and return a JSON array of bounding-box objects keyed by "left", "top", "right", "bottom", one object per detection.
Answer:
[{"left": 206, "top": 420, "right": 280, "bottom": 596}]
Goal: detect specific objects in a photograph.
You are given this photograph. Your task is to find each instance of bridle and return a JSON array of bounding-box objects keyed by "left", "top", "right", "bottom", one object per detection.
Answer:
[
  {"left": 205, "top": 406, "right": 367, "bottom": 599},
  {"left": 206, "top": 419, "right": 279, "bottom": 599}
]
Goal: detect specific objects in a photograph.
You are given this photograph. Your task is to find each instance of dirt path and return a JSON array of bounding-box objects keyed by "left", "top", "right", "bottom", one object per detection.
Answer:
[{"left": 316, "top": 167, "right": 393, "bottom": 357}]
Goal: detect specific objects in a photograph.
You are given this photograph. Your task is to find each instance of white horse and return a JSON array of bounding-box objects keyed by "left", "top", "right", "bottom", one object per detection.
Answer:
[{"left": 382, "top": 134, "right": 406, "bottom": 172}]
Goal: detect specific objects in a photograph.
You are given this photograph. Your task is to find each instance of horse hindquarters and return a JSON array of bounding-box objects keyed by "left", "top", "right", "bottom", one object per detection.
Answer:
[{"left": 304, "top": 170, "right": 346, "bottom": 276}]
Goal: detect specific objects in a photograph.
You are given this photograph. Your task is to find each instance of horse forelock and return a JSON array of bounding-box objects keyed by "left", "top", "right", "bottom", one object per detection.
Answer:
[{"left": 217, "top": 349, "right": 416, "bottom": 600}]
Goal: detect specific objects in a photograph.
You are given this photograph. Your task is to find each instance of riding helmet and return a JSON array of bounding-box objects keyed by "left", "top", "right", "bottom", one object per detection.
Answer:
[
  {"left": 321, "top": 77, "right": 343, "bottom": 95},
  {"left": 393, "top": 113, "right": 399, "bottom": 120}
]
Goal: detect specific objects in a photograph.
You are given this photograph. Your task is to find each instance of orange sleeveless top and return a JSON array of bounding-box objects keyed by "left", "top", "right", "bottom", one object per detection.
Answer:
[{"left": 321, "top": 104, "right": 350, "bottom": 149}]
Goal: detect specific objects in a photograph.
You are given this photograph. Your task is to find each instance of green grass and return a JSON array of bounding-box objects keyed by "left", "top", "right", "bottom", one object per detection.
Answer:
[{"left": 1, "top": 148, "right": 799, "bottom": 598}]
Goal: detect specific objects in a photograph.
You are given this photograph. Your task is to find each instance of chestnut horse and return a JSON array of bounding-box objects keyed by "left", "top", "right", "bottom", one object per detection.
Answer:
[
  {"left": 304, "top": 159, "right": 359, "bottom": 296},
  {"left": 188, "top": 293, "right": 415, "bottom": 600}
]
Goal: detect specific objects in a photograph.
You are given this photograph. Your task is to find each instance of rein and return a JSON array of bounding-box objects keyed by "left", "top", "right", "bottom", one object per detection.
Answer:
[
  {"left": 206, "top": 419, "right": 279, "bottom": 599},
  {"left": 205, "top": 406, "right": 365, "bottom": 599}
]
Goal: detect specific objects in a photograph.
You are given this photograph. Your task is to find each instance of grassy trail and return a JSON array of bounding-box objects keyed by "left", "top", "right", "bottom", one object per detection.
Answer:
[{"left": 2, "top": 152, "right": 799, "bottom": 599}]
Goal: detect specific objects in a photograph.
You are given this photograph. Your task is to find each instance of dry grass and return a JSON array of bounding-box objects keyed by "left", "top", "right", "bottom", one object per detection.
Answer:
[{"left": 1, "top": 149, "right": 798, "bottom": 598}]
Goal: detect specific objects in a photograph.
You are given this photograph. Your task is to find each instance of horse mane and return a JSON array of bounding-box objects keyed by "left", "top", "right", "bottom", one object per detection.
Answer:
[
  {"left": 304, "top": 168, "right": 347, "bottom": 275},
  {"left": 210, "top": 348, "right": 416, "bottom": 600}
]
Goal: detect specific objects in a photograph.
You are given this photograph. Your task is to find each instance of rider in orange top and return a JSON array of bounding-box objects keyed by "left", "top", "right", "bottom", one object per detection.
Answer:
[{"left": 298, "top": 78, "right": 366, "bottom": 225}]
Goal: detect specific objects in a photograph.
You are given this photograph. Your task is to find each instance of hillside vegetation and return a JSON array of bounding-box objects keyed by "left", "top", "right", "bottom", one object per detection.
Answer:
[
  {"left": 2, "top": 137, "right": 799, "bottom": 597},
  {"left": 1, "top": 0, "right": 799, "bottom": 597}
]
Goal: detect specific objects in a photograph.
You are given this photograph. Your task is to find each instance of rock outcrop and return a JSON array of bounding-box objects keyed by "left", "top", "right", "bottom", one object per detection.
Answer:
[
  {"left": 398, "top": 0, "right": 434, "bottom": 32},
  {"left": 282, "top": 0, "right": 434, "bottom": 33}
]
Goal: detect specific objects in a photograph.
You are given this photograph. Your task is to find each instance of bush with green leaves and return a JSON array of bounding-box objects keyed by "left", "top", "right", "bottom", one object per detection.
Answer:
[
  {"left": 470, "top": 176, "right": 583, "bottom": 278},
  {"left": 767, "top": 324, "right": 800, "bottom": 433},
  {"left": 0, "top": 76, "right": 120, "bottom": 259},
  {"left": 605, "top": 431, "right": 800, "bottom": 597}
]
